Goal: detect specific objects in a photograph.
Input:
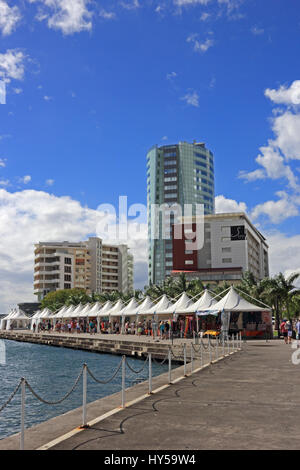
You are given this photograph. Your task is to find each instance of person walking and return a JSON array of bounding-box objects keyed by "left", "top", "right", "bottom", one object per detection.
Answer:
[
  {"left": 159, "top": 321, "right": 165, "bottom": 340},
  {"left": 286, "top": 320, "right": 293, "bottom": 344},
  {"left": 280, "top": 319, "right": 288, "bottom": 344},
  {"left": 295, "top": 318, "right": 300, "bottom": 348}
]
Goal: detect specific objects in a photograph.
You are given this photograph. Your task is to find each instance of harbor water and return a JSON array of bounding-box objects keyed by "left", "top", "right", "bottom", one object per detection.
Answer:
[{"left": 0, "top": 339, "right": 169, "bottom": 440}]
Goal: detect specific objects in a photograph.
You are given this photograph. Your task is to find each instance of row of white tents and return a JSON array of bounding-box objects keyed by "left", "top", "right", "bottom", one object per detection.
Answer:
[{"left": 0, "top": 287, "right": 271, "bottom": 332}]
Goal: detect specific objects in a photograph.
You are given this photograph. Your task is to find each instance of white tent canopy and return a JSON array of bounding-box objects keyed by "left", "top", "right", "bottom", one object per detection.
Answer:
[
  {"left": 83, "top": 302, "right": 103, "bottom": 317},
  {"left": 0, "top": 309, "right": 16, "bottom": 329},
  {"left": 6, "top": 309, "right": 30, "bottom": 330},
  {"left": 147, "top": 295, "right": 172, "bottom": 315},
  {"left": 118, "top": 298, "right": 139, "bottom": 317},
  {"left": 166, "top": 292, "right": 192, "bottom": 314},
  {"left": 97, "top": 301, "right": 113, "bottom": 317},
  {"left": 52, "top": 305, "right": 69, "bottom": 319},
  {"left": 134, "top": 297, "right": 154, "bottom": 316},
  {"left": 202, "top": 286, "right": 271, "bottom": 313},
  {"left": 187, "top": 290, "right": 217, "bottom": 314},
  {"left": 108, "top": 300, "right": 125, "bottom": 318}
]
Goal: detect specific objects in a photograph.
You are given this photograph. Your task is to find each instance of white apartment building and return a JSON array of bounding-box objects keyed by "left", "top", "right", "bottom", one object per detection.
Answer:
[
  {"left": 172, "top": 212, "right": 269, "bottom": 284},
  {"left": 34, "top": 237, "right": 134, "bottom": 301}
]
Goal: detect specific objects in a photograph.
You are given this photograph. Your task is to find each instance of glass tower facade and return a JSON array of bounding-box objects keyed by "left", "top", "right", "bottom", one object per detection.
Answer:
[{"left": 147, "top": 141, "right": 215, "bottom": 285}]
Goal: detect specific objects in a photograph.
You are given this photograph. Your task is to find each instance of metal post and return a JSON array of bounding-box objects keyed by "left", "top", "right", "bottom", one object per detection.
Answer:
[
  {"left": 209, "top": 337, "right": 212, "bottom": 363},
  {"left": 216, "top": 337, "right": 219, "bottom": 360},
  {"left": 193, "top": 330, "right": 195, "bottom": 344},
  {"left": 227, "top": 335, "right": 230, "bottom": 355},
  {"left": 232, "top": 334, "right": 235, "bottom": 352},
  {"left": 239, "top": 331, "right": 242, "bottom": 348},
  {"left": 222, "top": 335, "right": 225, "bottom": 356},
  {"left": 20, "top": 378, "right": 25, "bottom": 451},
  {"left": 82, "top": 364, "right": 87, "bottom": 427},
  {"left": 190, "top": 343, "right": 194, "bottom": 374},
  {"left": 200, "top": 340, "right": 203, "bottom": 368},
  {"left": 168, "top": 347, "right": 172, "bottom": 384},
  {"left": 121, "top": 355, "right": 126, "bottom": 408},
  {"left": 183, "top": 344, "right": 187, "bottom": 376},
  {"left": 148, "top": 353, "right": 152, "bottom": 394}
]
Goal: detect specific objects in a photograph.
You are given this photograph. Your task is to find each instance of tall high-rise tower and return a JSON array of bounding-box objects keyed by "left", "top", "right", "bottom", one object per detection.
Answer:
[{"left": 147, "top": 141, "right": 215, "bottom": 285}]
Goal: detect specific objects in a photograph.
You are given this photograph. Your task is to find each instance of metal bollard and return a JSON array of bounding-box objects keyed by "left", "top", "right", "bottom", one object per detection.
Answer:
[
  {"left": 121, "top": 355, "right": 126, "bottom": 408},
  {"left": 20, "top": 378, "right": 25, "bottom": 451},
  {"left": 183, "top": 344, "right": 187, "bottom": 376},
  {"left": 148, "top": 353, "right": 152, "bottom": 394},
  {"left": 168, "top": 348, "right": 172, "bottom": 384},
  {"left": 82, "top": 363, "right": 87, "bottom": 427},
  {"left": 209, "top": 337, "right": 212, "bottom": 363},
  {"left": 222, "top": 336, "right": 225, "bottom": 356},
  {"left": 190, "top": 343, "right": 194, "bottom": 374},
  {"left": 216, "top": 337, "right": 219, "bottom": 360},
  {"left": 227, "top": 336, "right": 230, "bottom": 355}
]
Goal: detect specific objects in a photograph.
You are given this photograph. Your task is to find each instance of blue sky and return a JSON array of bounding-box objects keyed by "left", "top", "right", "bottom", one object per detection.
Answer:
[{"left": 0, "top": 0, "right": 300, "bottom": 311}]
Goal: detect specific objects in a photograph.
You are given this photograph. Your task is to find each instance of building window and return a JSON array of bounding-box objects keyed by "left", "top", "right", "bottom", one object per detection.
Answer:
[
  {"left": 222, "top": 247, "right": 231, "bottom": 253},
  {"left": 64, "top": 257, "right": 72, "bottom": 264},
  {"left": 222, "top": 258, "right": 232, "bottom": 263},
  {"left": 64, "top": 274, "right": 71, "bottom": 282},
  {"left": 65, "top": 266, "right": 72, "bottom": 273},
  {"left": 185, "top": 260, "right": 194, "bottom": 265},
  {"left": 64, "top": 283, "right": 71, "bottom": 289}
]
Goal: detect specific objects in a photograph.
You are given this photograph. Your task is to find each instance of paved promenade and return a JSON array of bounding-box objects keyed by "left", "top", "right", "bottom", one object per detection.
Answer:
[
  {"left": 1, "top": 339, "right": 299, "bottom": 450},
  {"left": 48, "top": 340, "right": 300, "bottom": 450}
]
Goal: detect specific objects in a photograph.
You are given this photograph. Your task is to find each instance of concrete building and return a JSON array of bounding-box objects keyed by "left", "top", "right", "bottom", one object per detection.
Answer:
[
  {"left": 147, "top": 141, "right": 215, "bottom": 285},
  {"left": 34, "top": 238, "right": 134, "bottom": 301},
  {"left": 171, "top": 212, "right": 269, "bottom": 284}
]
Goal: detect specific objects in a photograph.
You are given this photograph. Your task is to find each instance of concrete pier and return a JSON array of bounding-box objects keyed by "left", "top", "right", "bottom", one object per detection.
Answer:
[{"left": 0, "top": 330, "right": 203, "bottom": 362}]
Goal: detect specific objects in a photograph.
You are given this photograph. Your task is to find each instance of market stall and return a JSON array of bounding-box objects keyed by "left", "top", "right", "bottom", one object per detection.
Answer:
[{"left": 199, "top": 286, "right": 272, "bottom": 339}]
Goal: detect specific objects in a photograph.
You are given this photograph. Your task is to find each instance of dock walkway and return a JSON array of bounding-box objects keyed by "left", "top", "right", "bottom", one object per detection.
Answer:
[{"left": 1, "top": 340, "right": 299, "bottom": 450}]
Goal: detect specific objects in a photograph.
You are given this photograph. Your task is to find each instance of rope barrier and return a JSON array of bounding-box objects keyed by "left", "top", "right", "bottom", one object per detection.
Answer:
[
  {"left": 170, "top": 346, "right": 185, "bottom": 360},
  {"left": 125, "top": 356, "right": 149, "bottom": 374},
  {"left": 152, "top": 353, "right": 169, "bottom": 366},
  {"left": 25, "top": 367, "right": 84, "bottom": 405},
  {"left": 86, "top": 358, "right": 123, "bottom": 385},
  {"left": 0, "top": 380, "right": 22, "bottom": 413}
]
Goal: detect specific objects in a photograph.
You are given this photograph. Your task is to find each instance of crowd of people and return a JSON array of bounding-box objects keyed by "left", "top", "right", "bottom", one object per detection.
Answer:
[
  {"left": 279, "top": 318, "right": 300, "bottom": 345},
  {"left": 31, "top": 317, "right": 191, "bottom": 338}
]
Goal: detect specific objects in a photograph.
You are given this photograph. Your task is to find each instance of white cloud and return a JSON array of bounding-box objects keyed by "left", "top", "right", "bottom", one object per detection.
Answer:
[
  {"left": 174, "top": 0, "right": 211, "bottom": 5},
  {"left": 187, "top": 33, "right": 214, "bottom": 53},
  {"left": 267, "top": 231, "right": 300, "bottom": 277},
  {"left": 166, "top": 71, "right": 177, "bottom": 80},
  {"left": 0, "top": 189, "right": 147, "bottom": 312},
  {"left": 30, "top": 0, "right": 93, "bottom": 35},
  {"left": 120, "top": 0, "right": 140, "bottom": 10},
  {"left": 251, "top": 191, "right": 300, "bottom": 224},
  {"left": 0, "top": 158, "right": 6, "bottom": 167},
  {"left": 13, "top": 87, "right": 23, "bottom": 94},
  {"left": 99, "top": 9, "right": 116, "bottom": 20},
  {"left": 0, "top": 0, "right": 21, "bottom": 36},
  {"left": 19, "top": 175, "right": 32, "bottom": 184},
  {"left": 265, "top": 80, "right": 300, "bottom": 106},
  {"left": 0, "top": 49, "right": 26, "bottom": 83},
  {"left": 200, "top": 12, "right": 210, "bottom": 21},
  {"left": 0, "top": 179, "right": 9, "bottom": 186},
  {"left": 43, "top": 95, "right": 53, "bottom": 101},
  {"left": 180, "top": 90, "right": 199, "bottom": 107},
  {"left": 251, "top": 26, "right": 264, "bottom": 36},
  {"left": 45, "top": 179, "right": 54, "bottom": 186},
  {"left": 240, "top": 81, "right": 300, "bottom": 191},
  {"left": 215, "top": 194, "right": 247, "bottom": 213}
]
